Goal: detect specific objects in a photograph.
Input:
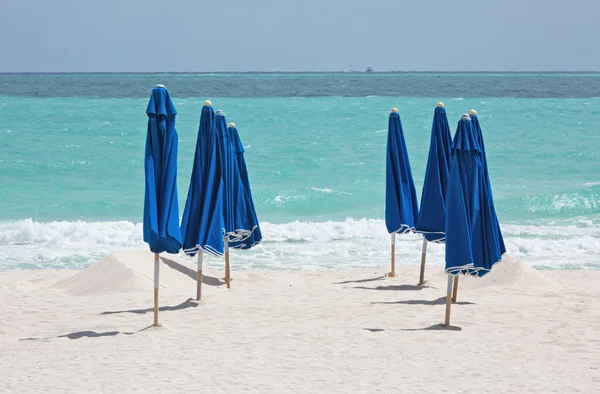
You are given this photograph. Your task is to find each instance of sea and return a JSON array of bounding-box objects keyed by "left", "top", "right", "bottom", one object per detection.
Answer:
[{"left": 1, "top": 73, "right": 599, "bottom": 272}]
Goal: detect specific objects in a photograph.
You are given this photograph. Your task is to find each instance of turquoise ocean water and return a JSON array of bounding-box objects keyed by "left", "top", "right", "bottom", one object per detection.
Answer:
[{"left": 1, "top": 73, "right": 599, "bottom": 271}]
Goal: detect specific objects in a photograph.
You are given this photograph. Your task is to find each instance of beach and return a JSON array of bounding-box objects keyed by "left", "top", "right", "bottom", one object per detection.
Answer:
[
  {"left": 2, "top": 0, "right": 600, "bottom": 389},
  {"left": 2, "top": 250, "right": 599, "bottom": 392},
  {"left": 2, "top": 73, "right": 600, "bottom": 392}
]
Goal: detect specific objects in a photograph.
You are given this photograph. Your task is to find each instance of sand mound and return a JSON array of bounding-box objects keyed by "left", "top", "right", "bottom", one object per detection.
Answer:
[
  {"left": 54, "top": 250, "right": 198, "bottom": 296},
  {"left": 460, "top": 254, "right": 562, "bottom": 291},
  {"left": 54, "top": 251, "right": 563, "bottom": 296}
]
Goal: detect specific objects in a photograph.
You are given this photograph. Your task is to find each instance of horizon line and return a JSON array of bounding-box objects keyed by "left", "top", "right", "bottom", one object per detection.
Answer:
[{"left": 1, "top": 70, "right": 600, "bottom": 75}]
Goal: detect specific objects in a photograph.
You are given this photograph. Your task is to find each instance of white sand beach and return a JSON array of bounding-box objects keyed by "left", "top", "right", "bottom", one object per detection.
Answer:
[{"left": 1, "top": 251, "right": 599, "bottom": 393}]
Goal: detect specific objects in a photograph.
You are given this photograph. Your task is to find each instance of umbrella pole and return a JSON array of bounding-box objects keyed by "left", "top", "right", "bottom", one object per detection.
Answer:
[
  {"left": 418, "top": 238, "right": 427, "bottom": 285},
  {"left": 196, "top": 251, "right": 203, "bottom": 301},
  {"left": 153, "top": 253, "right": 160, "bottom": 327},
  {"left": 444, "top": 274, "right": 453, "bottom": 327},
  {"left": 225, "top": 239, "right": 231, "bottom": 289},
  {"left": 388, "top": 233, "right": 396, "bottom": 277},
  {"left": 452, "top": 275, "right": 459, "bottom": 303}
]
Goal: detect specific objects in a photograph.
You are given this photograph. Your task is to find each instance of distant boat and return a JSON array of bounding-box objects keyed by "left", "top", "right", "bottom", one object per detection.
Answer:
[{"left": 365, "top": 67, "right": 373, "bottom": 73}]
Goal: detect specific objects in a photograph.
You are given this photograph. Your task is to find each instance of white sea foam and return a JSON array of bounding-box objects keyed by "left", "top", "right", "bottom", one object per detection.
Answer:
[
  {"left": 264, "top": 193, "right": 308, "bottom": 207},
  {"left": 0, "top": 218, "right": 599, "bottom": 272},
  {"left": 524, "top": 191, "right": 600, "bottom": 214},
  {"left": 311, "top": 187, "right": 333, "bottom": 194}
]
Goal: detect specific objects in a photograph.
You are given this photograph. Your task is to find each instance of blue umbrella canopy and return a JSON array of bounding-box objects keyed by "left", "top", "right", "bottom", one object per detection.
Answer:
[
  {"left": 385, "top": 109, "right": 419, "bottom": 234},
  {"left": 215, "top": 112, "right": 259, "bottom": 243},
  {"left": 180, "top": 103, "right": 225, "bottom": 256},
  {"left": 446, "top": 114, "right": 504, "bottom": 276},
  {"left": 143, "top": 85, "right": 182, "bottom": 254},
  {"left": 228, "top": 123, "right": 262, "bottom": 249},
  {"left": 415, "top": 103, "right": 453, "bottom": 242},
  {"left": 445, "top": 115, "right": 482, "bottom": 275},
  {"left": 470, "top": 112, "right": 506, "bottom": 267}
]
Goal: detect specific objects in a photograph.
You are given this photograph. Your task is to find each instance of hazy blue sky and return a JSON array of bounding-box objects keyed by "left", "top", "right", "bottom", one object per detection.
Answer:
[{"left": 0, "top": 0, "right": 598, "bottom": 72}]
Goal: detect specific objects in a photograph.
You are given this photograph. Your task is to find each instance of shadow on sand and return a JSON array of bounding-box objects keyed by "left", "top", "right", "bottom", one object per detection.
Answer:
[
  {"left": 363, "top": 324, "right": 462, "bottom": 332},
  {"left": 101, "top": 298, "right": 198, "bottom": 315},
  {"left": 20, "top": 326, "right": 158, "bottom": 341},
  {"left": 333, "top": 276, "right": 387, "bottom": 285},
  {"left": 354, "top": 284, "right": 426, "bottom": 291},
  {"left": 160, "top": 257, "right": 224, "bottom": 287},
  {"left": 372, "top": 297, "right": 476, "bottom": 306},
  {"left": 58, "top": 330, "right": 135, "bottom": 339},
  {"left": 401, "top": 324, "right": 462, "bottom": 331}
]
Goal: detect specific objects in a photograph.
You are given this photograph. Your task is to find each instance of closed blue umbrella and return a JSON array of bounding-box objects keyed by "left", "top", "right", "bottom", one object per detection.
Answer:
[
  {"left": 385, "top": 108, "right": 419, "bottom": 277},
  {"left": 443, "top": 113, "right": 503, "bottom": 326},
  {"left": 415, "top": 102, "right": 453, "bottom": 284},
  {"left": 227, "top": 122, "right": 262, "bottom": 250},
  {"left": 443, "top": 114, "right": 481, "bottom": 326},
  {"left": 143, "top": 84, "right": 182, "bottom": 326},
  {"left": 215, "top": 112, "right": 260, "bottom": 287},
  {"left": 180, "top": 100, "right": 225, "bottom": 300},
  {"left": 445, "top": 115, "right": 482, "bottom": 277},
  {"left": 469, "top": 110, "right": 506, "bottom": 266}
]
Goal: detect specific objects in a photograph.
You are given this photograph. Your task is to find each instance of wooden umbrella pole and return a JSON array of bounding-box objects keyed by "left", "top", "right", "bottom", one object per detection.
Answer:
[
  {"left": 418, "top": 238, "right": 427, "bottom": 285},
  {"left": 196, "top": 251, "right": 203, "bottom": 301},
  {"left": 388, "top": 233, "right": 396, "bottom": 277},
  {"left": 452, "top": 275, "right": 459, "bottom": 303},
  {"left": 444, "top": 274, "right": 453, "bottom": 327},
  {"left": 153, "top": 253, "right": 160, "bottom": 327},
  {"left": 225, "top": 239, "right": 231, "bottom": 289}
]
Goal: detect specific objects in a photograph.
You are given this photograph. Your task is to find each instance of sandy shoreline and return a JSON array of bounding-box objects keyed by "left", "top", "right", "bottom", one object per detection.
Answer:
[{"left": 1, "top": 251, "right": 599, "bottom": 392}]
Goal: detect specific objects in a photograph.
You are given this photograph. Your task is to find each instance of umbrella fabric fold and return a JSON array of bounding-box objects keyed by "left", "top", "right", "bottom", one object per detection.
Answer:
[
  {"left": 227, "top": 124, "right": 262, "bottom": 250},
  {"left": 180, "top": 104, "right": 225, "bottom": 256},
  {"left": 469, "top": 113, "right": 506, "bottom": 271},
  {"left": 143, "top": 85, "right": 182, "bottom": 254},
  {"left": 415, "top": 104, "right": 453, "bottom": 243},
  {"left": 215, "top": 113, "right": 259, "bottom": 244},
  {"left": 385, "top": 110, "right": 418, "bottom": 234},
  {"left": 444, "top": 115, "right": 483, "bottom": 276}
]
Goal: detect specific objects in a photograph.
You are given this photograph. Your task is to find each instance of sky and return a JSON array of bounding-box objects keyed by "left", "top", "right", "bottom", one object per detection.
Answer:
[{"left": 0, "top": 0, "right": 598, "bottom": 72}]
